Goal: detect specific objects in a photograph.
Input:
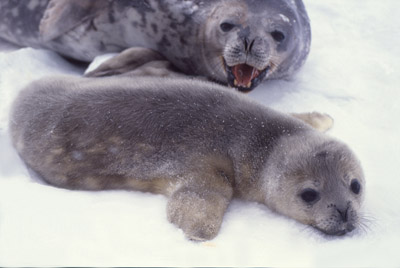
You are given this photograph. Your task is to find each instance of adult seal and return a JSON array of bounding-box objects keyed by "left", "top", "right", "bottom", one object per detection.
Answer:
[
  {"left": 10, "top": 76, "right": 365, "bottom": 241},
  {"left": 0, "top": 0, "right": 311, "bottom": 92}
]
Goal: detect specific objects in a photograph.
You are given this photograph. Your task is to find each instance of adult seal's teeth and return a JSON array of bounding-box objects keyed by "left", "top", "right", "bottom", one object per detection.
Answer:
[
  {"left": 234, "top": 80, "right": 238, "bottom": 86},
  {"left": 246, "top": 81, "right": 252, "bottom": 88}
]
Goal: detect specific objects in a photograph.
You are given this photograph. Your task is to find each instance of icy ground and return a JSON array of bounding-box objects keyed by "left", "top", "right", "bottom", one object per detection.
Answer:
[{"left": 0, "top": 0, "right": 399, "bottom": 266}]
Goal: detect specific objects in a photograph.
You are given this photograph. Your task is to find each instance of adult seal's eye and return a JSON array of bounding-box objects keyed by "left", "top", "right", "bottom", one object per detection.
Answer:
[
  {"left": 220, "top": 22, "right": 236, "bottom": 32},
  {"left": 271, "top": 30, "right": 285, "bottom": 42},
  {"left": 300, "top": 188, "right": 320, "bottom": 204},
  {"left": 350, "top": 179, "right": 361, "bottom": 194}
]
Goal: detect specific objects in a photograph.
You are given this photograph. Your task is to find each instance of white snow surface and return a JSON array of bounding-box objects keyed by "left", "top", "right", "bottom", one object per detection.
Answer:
[{"left": 0, "top": 0, "right": 399, "bottom": 266}]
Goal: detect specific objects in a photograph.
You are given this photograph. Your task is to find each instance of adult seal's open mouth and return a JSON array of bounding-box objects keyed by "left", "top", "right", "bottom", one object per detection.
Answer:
[{"left": 223, "top": 59, "right": 270, "bottom": 92}]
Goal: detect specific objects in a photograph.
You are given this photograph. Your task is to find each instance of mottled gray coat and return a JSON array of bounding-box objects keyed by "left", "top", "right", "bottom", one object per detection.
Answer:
[{"left": 0, "top": 0, "right": 311, "bottom": 91}]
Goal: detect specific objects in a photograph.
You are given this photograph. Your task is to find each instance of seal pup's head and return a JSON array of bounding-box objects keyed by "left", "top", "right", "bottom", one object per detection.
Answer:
[
  {"left": 202, "top": 0, "right": 310, "bottom": 92},
  {"left": 262, "top": 132, "right": 365, "bottom": 236}
]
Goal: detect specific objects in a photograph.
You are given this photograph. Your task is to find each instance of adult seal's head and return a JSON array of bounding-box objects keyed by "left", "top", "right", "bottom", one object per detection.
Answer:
[
  {"left": 200, "top": 0, "right": 311, "bottom": 92},
  {"left": 0, "top": 0, "right": 311, "bottom": 92}
]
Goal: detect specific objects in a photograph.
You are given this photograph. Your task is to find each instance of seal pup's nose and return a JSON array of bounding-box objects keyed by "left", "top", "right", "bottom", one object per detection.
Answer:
[{"left": 337, "top": 207, "right": 349, "bottom": 222}]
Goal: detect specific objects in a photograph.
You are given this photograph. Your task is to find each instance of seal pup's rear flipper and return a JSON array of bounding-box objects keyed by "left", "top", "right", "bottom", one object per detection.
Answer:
[
  {"left": 291, "top": 112, "right": 334, "bottom": 132},
  {"left": 39, "top": 0, "right": 108, "bottom": 42}
]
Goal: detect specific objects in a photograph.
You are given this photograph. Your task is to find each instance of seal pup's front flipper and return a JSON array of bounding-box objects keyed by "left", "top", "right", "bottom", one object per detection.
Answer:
[
  {"left": 39, "top": 0, "right": 109, "bottom": 42},
  {"left": 167, "top": 174, "right": 233, "bottom": 241},
  {"left": 291, "top": 112, "right": 334, "bottom": 132}
]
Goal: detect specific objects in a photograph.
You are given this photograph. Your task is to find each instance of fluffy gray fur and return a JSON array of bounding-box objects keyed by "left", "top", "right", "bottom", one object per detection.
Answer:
[{"left": 10, "top": 76, "right": 364, "bottom": 240}]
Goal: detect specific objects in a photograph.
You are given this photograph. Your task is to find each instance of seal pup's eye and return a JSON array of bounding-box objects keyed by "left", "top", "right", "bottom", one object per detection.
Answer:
[
  {"left": 350, "top": 179, "right": 361, "bottom": 194},
  {"left": 220, "top": 22, "right": 236, "bottom": 32},
  {"left": 300, "top": 188, "right": 320, "bottom": 204},
  {"left": 271, "top": 30, "right": 285, "bottom": 42}
]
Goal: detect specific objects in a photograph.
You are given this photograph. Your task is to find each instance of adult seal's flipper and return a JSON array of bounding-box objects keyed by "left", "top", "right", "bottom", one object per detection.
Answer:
[
  {"left": 85, "top": 47, "right": 167, "bottom": 77},
  {"left": 39, "top": 0, "right": 109, "bottom": 42}
]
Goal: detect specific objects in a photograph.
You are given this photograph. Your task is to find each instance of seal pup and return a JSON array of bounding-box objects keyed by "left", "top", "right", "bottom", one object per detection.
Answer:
[
  {"left": 9, "top": 76, "right": 363, "bottom": 240},
  {"left": 0, "top": 0, "right": 311, "bottom": 92}
]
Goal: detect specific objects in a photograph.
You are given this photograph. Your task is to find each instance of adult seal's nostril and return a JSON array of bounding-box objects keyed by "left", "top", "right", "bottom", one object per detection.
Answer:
[
  {"left": 248, "top": 39, "right": 255, "bottom": 53},
  {"left": 243, "top": 38, "right": 256, "bottom": 54},
  {"left": 244, "top": 38, "right": 249, "bottom": 52}
]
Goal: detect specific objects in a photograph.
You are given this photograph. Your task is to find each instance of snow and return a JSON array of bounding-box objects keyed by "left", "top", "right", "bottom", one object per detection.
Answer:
[{"left": 1, "top": 0, "right": 399, "bottom": 266}]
